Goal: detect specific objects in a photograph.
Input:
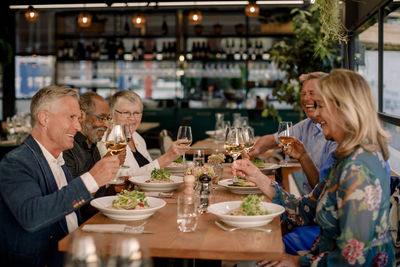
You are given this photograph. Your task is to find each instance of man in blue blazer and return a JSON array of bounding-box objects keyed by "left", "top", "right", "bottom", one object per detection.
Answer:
[{"left": 0, "top": 85, "right": 120, "bottom": 267}]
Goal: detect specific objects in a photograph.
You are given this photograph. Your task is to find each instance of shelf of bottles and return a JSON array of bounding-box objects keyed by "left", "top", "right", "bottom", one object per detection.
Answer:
[
  {"left": 183, "top": 36, "right": 284, "bottom": 87},
  {"left": 56, "top": 37, "right": 183, "bottom": 99}
]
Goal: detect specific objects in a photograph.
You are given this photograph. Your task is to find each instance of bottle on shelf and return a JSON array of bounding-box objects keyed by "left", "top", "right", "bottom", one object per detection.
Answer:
[
  {"left": 161, "top": 16, "right": 168, "bottom": 36},
  {"left": 99, "top": 39, "right": 108, "bottom": 60},
  {"left": 91, "top": 41, "right": 100, "bottom": 60},
  {"left": 131, "top": 41, "right": 137, "bottom": 60},
  {"left": 85, "top": 44, "right": 91, "bottom": 60},
  {"left": 68, "top": 42, "right": 74, "bottom": 60},
  {"left": 137, "top": 41, "right": 144, "bottom": 60},
  {"left": 76, "top": 42, "right": 85, "bottom": 60},
  {"left": 57, "top": 42, "right": 64, "bottom": 59},
  {"left": 116, "top": 41, "right": 125, "bottom": 60}
]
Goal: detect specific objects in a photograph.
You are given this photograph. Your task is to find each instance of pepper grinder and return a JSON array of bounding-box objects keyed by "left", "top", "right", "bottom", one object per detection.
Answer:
[
  {"left": 198, "top": 174, "right": 211, "bottom": 213},
  {"left": 183, "top": 174, "right": 195, "bottom": 204}
]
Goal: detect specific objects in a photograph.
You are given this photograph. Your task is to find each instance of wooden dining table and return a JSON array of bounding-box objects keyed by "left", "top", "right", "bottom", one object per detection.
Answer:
[{"left": 58, "top": 164, "right": 285, "bottom": 262}]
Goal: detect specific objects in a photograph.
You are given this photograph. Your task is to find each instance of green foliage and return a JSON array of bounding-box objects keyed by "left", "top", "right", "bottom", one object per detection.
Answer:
[
  {"left": 0, "top": 39, "right": 12, "bottom": 67},
  {"left": 264, "top": 5, "right": 342, "bottom": 121}
]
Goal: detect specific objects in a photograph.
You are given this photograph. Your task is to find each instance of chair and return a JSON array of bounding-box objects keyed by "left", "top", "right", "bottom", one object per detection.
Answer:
[{"left": 159, "top": 129, "right": 174, "bottom": 154}]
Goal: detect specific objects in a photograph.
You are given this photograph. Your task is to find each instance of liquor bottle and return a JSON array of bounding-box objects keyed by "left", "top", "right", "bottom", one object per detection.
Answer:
[
  {"left": 171, "top": 41, "right": 176, "bottom": 59},
  {"left": 116, "top": 41, "right": 125, "bottom": 60},
  {"left": 85, "top": 45, "right": 91, "bottom": 60},
  {"left": 131, "top": 41, "right": 137, "bottom": 60},
  {"left": 57, "top": 42, "right": 64, "bottom": 59},
  {"left": 68, "top": 42, "right": 75, "bottom": 60},
  {"left": 137, "top": 41, "right": 144, "bottom": 60},
  {"left": 99, "top": 39, "right": 108, "bottom": 60},
  {"left": 161, "top": 16, "right": 168, "bottom": 35},
  {"left": 91, "top": 42, "right": 99, "bottom": 60}
]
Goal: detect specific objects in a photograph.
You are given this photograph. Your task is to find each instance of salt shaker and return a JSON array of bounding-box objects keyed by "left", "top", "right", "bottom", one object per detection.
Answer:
[{"left": 198, "top": 174, "right": 211, "bottom": 213}]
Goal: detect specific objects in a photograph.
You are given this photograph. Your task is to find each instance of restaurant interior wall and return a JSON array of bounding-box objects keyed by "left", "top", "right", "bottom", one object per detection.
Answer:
[{"left": 4, "top": 2, "right": 304, "bottom": 142}]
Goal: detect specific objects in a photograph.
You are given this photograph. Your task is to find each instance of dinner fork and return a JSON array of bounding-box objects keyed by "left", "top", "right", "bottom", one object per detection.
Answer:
[{"left": 215, "top": 221, "right": 272, "bottom": 233}]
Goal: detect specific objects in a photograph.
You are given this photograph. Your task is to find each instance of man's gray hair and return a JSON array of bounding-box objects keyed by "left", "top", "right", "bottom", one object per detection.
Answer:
[
  {"left": 30, "top": 85, "right": 79, "bottom": 128},
  {"left": 300, "top": 72, "right": 328, "bottom": 83}
]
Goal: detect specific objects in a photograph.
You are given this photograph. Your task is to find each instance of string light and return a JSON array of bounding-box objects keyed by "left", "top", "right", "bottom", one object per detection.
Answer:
[
  {"left": 25, "top": 5, "right": 39, "bottom": 22},
  {"left": 132, "top": 12, "right": 146, "bottom": 28},
  {"left": 245, "top": 1, "right": 260, "bottom": 17},
  {"left": 188, "top": 9, "right": 202, "bottom": 25},
  {"left": 77, "top": 11, "right": 92, "bottom": 27}
]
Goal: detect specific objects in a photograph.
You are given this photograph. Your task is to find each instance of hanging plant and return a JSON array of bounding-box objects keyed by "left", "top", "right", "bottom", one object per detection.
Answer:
[
  {"left": 314, "top": 0, "right": 347, "bottom": 45},
  {"left": 263, "top": 4, "right": 343, "bottom": 121}
]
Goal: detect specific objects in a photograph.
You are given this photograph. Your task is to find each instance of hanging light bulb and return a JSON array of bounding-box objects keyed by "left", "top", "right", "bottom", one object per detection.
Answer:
[
  {"left": 245, "top": 1, "right": 260, "bottom": 17},
  {"left": 188, "top": 9, "right": 202, "bottom": 25},
  {"left": 132, "top": 13, "right": 146, "bottom": 28},
  {"left": 25, "top": 5, "right": 39, "bottom": 22},
  {"left": 77, "top": 12, "right": 92, "bottom": 28}
]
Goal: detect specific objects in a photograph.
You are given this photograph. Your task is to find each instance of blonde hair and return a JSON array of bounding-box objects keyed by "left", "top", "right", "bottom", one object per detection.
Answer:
[
  {"left": 30, "top": 85, "right": 79, "bottom": 128},
  {"left": 316, "top": 69, "right": 390, "bottom": 160},
  {"left": 109, "top": 90, "right": 143, "bottom": 115}
]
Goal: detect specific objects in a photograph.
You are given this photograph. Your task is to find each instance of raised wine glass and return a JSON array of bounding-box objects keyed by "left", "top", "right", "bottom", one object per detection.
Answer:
[
  {"left": 277, "top": 121, "right": 293, "bottom": 166},
  {"left": 105, "top": 123, "right": 128, "bottom": 183},
  {"left": 224, "top": 127, "right": 244, "bottom": 183},
  {"left": 241, "top": 126, "right": 255, "bottom": 153},
  {"left": 177, "top": 126, "right": 192, "bottom": 165}
]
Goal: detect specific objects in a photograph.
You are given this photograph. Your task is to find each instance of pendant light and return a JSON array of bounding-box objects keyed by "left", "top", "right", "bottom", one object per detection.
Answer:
[
  {"left": 77, "top": 11, "right": 92, "bottom": 28},
  {"left": 25, "top": 5, "right": 39, "bottom": 22},
  {"left": 132, "top": 12, "right": 146, "bottom": 28},
  {"left": 188, "top": 9, "right": 202, "bottom": 25},
  {"left": 245, "top": 1, "right": 260, "bottom": 17}
]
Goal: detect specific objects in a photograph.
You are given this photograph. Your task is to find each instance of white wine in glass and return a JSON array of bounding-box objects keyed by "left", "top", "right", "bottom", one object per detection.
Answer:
[
  {"left": 224, "top": 127, "right": 244, "bottom": 182},
  {"left": 177, "top": 126, "right": 192, "bottom": 164},
  {"left": 105, "top": 123, "right": 128, "bottom": 183},
  {"left": 242, "top": 126, "right": 255, "bottom": 153},
  {"left": 277, "top": 121, "right": 293, "bottom": 166}
]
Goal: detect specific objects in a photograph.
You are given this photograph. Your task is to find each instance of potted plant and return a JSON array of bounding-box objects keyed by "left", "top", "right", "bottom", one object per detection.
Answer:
[{"left": 263, "top": 3, "right": 344, "bottom": 121}]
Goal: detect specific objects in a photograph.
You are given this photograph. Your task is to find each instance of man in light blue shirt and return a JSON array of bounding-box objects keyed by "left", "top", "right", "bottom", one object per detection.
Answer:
[{"left": 248, "top": 73, "right": 337, "bottom": 194}]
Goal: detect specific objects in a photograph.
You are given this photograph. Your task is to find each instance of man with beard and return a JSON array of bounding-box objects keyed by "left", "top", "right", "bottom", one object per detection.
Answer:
[{"left": 63, "top": 92, "right": 124, "bottom": 222}]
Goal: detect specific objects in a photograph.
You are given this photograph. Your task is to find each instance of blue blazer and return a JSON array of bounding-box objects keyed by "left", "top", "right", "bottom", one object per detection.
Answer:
[{"left": 0, "top": 135, "right": 93, "bottom": 267}]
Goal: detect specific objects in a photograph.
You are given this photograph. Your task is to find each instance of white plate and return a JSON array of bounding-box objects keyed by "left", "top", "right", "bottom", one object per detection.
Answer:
[
  {"left": 165, "top": 162, "right": 194, "bottom": 175},
  {"left": 259, "top": 162, "right": 280, "bottom": 174},
  {"left": 129, "top": 175, "right": 184, "bottom": 192},
  {"left": 218, "top": 179, "right": 262, "bottom": 194},
  {"left": 207, "top": 201, "right": 285, "bottom": 228},
  {"left": 90, "top": 196, "right": 166, "bottom": 221}
]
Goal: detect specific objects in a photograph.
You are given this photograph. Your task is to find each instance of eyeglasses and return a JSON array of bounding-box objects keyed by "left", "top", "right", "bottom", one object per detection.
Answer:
[
  {"left": 84, "top": 110, "right": 112, "bottom": 122},
  {"left": 115, "top": 109, "right": 143, "bottom": 118}
]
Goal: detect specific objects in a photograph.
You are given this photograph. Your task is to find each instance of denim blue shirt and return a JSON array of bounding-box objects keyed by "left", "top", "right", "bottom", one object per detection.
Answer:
[{"left": 274, "top": 118, "right": 337, "bottom": 194}]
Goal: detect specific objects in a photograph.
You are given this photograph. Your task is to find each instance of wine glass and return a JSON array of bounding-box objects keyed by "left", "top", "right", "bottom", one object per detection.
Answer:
[
  {"left": 105, "top": 123, "right": 128, "bottom": 183},
  {"left": 177, "top": 126, "right": 192, "bottom": 165},
  {"left": 118, "top": 123, "right": 133, "bottom": 169},
  {"left": 224, "top": 127, "right": 244, "bottom": 183},
  {"left": 241, "top": 126, "right": 255, "bottom": 153},
  {"left": 277, "top": 121, "right": 293, "bottom": 166}
]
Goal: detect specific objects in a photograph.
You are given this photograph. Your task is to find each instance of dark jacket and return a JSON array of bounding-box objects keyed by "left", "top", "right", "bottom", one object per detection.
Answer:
[{"left": 0, "top": 135, "right": 92, "bottom": 267}]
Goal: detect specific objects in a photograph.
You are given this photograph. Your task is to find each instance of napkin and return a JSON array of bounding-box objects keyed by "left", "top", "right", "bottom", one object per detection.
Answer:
[{"left": 82, "top": 224, "right": 154, "bottom": 234}]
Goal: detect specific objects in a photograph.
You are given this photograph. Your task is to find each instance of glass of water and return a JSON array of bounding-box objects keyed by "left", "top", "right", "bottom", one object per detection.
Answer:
[
  {"left": 177, "top": 195, "right": 198, "bottom": 232},
  {"left": 193, "top": 149, "right": 205, "bottom": 166}
]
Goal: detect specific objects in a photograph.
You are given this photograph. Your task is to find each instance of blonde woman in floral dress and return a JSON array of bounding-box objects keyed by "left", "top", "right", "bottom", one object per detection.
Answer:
[{"left": 233, "top": 69, "right": 395, "bottom": 266}]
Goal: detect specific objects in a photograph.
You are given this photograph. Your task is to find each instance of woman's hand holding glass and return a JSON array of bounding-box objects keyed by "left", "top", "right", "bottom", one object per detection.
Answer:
[{"left": 279, "top": 137, "right": 306, "bottom": 161}]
